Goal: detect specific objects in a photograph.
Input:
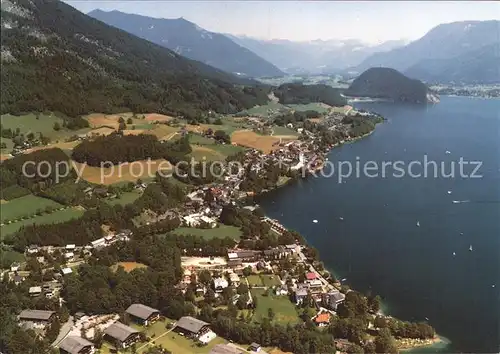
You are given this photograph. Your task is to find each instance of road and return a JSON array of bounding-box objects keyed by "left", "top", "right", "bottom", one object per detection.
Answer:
[
  {"left": 297, "top": 248, "right": 336, "bottom": 291},
  {"left": 52, "top": 316, "right": 74, "bottom": 347}
]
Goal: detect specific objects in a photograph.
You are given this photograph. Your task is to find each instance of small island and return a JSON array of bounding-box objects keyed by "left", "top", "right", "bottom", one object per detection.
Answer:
[{"left": 344, "top": 67, "right": 440, "bottom": 104}]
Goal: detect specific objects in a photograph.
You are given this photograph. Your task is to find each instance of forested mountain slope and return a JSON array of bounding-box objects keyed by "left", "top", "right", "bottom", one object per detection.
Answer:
[{"left": 0, "top": 0, "right": 269, "bottom": 118}]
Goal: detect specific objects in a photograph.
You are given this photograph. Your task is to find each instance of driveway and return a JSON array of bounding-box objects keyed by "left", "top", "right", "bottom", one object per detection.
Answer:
[{"left": 52, "top": 315, "right": 74, "bottom": 347}]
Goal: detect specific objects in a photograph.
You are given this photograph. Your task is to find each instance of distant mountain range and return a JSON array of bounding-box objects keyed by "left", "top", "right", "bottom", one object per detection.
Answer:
[
  {"left": 344, "top": 68, "right": 437, "bottom": 104},
  {"left": 88, "top": 9, "right": 284, "bottom": 78},
  {"left": 226, "top": 35, "right": 408, "bottom": 74},
  {"left": 1, "top": 0, "right": 269, "bottom": 117},
  {"left": 354, "top": 20, "right": 500, "bottom": 84}
]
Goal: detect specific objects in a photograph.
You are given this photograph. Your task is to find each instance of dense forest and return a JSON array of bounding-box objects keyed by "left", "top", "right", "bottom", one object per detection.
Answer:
[
  {"left": 344, "top": 68, "right": 430, "bottom": 104},
  {"left": 1, "top": 148, "right": 75, "bottom": 190},
  {"left": 273, "top": 83, "right": 347, "bottom": 107},
  {"left": 1, "top": 0, "right": 270, "bottom": 118},
  {"left": 71, "top": 133, "right": 191, "bottom": 166}
]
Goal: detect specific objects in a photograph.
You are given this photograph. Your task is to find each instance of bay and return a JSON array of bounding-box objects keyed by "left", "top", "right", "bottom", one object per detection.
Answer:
[{"left": 256, "top": 96, "right": 500, "bottom": 353}]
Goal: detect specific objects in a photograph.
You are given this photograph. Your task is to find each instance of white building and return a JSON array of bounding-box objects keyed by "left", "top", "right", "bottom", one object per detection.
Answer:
[
  {"left": 229, "top": 273, "right": 240, "bottom": 286},
  {"left": 213, "top": 277, "right": 229, "bottom": 292},
  {"left": 61, "top": 268, "right": 73, "bottom": 276}
]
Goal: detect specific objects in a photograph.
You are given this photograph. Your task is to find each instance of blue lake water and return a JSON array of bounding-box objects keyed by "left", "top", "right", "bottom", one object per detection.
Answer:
[{"left": 257, "top": 96, "right": 500, "bottom": 353}]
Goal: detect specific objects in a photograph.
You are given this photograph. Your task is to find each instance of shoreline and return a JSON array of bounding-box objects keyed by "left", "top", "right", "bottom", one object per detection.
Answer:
[{"left": 255, "top": 119, "right": 448, "bottom": 352}]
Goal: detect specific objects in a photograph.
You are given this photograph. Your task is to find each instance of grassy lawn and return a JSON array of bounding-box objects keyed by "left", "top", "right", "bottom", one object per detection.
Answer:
[
  {"left": 1, "top": 113, "right": 64, "bottom": 137},
  {"left": 0, "top": 113, "right": 91, "bottom": 141},
  {"left": 189, "top": 146, "right": 225, "bottom": 162},
  {"left": 1, "top": 137, "right": 14, "bottom": 153},
  {"left": 190, "top": 134, "right": 216, "bottom": 145},
  {"left": 208, "top": 144, "right": 244, "bottom": 157},
  {"left": 243, "top": 103, "right": 286, "bottom": 117},
  {"left": 272, "top": 126, "right": 299, "bottom": 137},
  {"left": 0, "top": 195, "right": 63, "bottom": 222},
  {"left": 286, "top": 103, "right": 330, "bottom": 113},
  {"left": 251, "top": 288, "right": 300, "bottom": 325},
  {"left": 0, "top": 207, "right": 85, "bottom": 239},
  {"left": 247, "top": 275, "right": 264, "bottom": 287},
  {"left": 259, "top": 274, "right": 282, "bottom": 287},
  {"left": 139, "top": 331, "right": 227, "bottom": 354},
  {"left": 0, "top": 247, "right": 25, "bottom": 269},
  {"left": 106, "top": 191, "right": 142, "bottom": 206},
  {"left": 171, "top": 225, "right": 242, "bottom": 240}
]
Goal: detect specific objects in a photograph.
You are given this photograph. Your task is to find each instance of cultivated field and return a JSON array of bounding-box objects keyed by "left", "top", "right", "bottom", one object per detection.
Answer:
[
  {"left": 110, "top": 262, "right": 148, "bottom": 273},
  {"left": 287, "top": 102, "right": 331, "bottom": 113},
  {"left": 189, "top": 146, "right": 225, "bottom": 162},
  {"left": 231, "top": 130, "right": 296, "bottom": 153},
  {"left": 171, "top": 225, "right": 242, "bottom": 240},
  {"left": 143, "top": 113, "right": 174, "bottom": 122},
  {"left": 72, "top": 159, "right": 172, "bottom": 185},
  {"left": 0, "top": 195, "right": 63, "bottom": 223}
]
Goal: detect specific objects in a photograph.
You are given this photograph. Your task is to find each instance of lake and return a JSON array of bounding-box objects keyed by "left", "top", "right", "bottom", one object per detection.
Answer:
[{"left": 256, "top": 96, "right": 500, "bottom": 353}]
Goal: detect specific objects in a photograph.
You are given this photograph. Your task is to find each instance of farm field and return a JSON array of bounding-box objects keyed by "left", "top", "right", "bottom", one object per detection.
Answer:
[
  {"left": 242, "top": 102, "right": 286, "bottom": 117},
  {"left": 286, "top": 102, "right": 331, "bottom": 113},
  {"left": 106, "top": 191, "right": 142, "bottom": 206},
  {"left": 72, "top": 159, "right": 172, "bottom": 185},
  {"left": 1, "top": 113, "right": 92, "bottom": 141},
  {"left": 251, "top": 288, "right": 300, "bottom": 325},
  {"left": 110, "top": 262, "right": 148, "bottom": 273},
  {"left": 0, "top": 195, "right": 63, "bottom": 223},
  {"left": 0, "top": 207, "right": 85, "bottom": 239},
  {"left": 272, "top": 126, "right": 299, "bottom": 137},
  {"left": 231, "top": 130, "right": 296, "bottom": 154},
  {"left": 171, "top": 225, "right": 242, "bottom": 240}
]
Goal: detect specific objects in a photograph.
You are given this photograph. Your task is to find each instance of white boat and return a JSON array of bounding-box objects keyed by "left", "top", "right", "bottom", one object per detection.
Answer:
[
  {"left": 416, "top": 221, "right": 420, "bottom": 227},
  {"left": 339, "top": 217, "right": 344, "bottom": 221},
  {"left": 453, "top": 252, "right": 456, "bottom": 256},
  {"left": 312, "top": 219, "right": 318, "bottom": 223},
  {"left": 341, "top": 278, "right": 347, "bottom": 282},
  {"left": 445, "top": 150, "right": 451, "bottom": 154},
  {"left": 469, "top": 245, "right": 473, "bottom": 251},
  {"left": 447, "top": 191, "right": 452, "bottom": 194}
]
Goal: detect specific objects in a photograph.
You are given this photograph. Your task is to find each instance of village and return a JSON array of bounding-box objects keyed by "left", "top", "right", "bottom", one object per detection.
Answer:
[{"left": 1, "top": 105, "right": 435, "bottom": 354}]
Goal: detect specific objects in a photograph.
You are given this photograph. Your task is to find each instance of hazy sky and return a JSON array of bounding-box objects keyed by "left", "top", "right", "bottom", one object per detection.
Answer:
[{"left": 66, "top": 1, "right": 499, "bottom": 43}]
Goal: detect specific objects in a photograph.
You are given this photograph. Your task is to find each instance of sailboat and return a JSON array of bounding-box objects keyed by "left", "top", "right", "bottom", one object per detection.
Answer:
[
  {"left": 469, "top": 245, "right": 473, "bottom": 252},
  {"left": 416, "top": 221, "right": 420, "bottom": 227}
]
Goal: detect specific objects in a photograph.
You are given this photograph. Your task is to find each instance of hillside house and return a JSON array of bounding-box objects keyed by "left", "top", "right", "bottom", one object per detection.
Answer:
[
  {"left": 125, "top": 304, "right": 160, "bottom": 326},
  {"left": 29, "top": 286, "right": 42, "bottom": 297},
  {"left": 59, "top": 336, "right": 95, "bottom": 354},
  {"left": 174, "top": 316, "right": 216, "bottom": 343},
  {"left": 26, "top": 244, "right": 39, "bottom": 255},
  {"left": 314, "top": 312, "right": 331, "bottom": 327},
  {"left": 322, "top": 291, "right": 346, "bottom": 311},
  {"left": 213, "top": 277, "right": 229, "bottom": 292},
  {"left": 294, "top": 288, "right": 308, "bottom": 305},
  {"left": 229, "top": 273, "right": 240, "bottom": 286},
  {"left": 104, "top": 322, "right": 140, "bottom": 349},
  {"left": 18, "top": 310, "right": 56, "bottom": 329}
]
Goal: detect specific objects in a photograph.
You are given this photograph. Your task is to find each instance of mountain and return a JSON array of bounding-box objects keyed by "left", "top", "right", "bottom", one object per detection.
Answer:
[
  {"left": 87, "top": 10, "right": 283, "bottom": 78},
  {"left": 344, "top": 68, "right": 437, "bottom": 104},
  {"left": 404, "top": 43, "right": 500, "bottom": 84},
  {"left": 226, "top": 35, "right": 407, "bottom": 74},
  {"left": 355, "top": 20, "right": 500, "bottom": 83},
  {"left": 1, "top": 0, "right": 269, "bottom": 118}
]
